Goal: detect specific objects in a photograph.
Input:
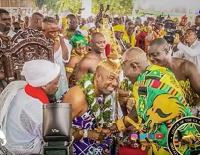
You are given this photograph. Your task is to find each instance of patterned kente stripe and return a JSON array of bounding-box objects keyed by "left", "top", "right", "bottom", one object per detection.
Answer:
[{"left": 136, "top": 79, "right": 186, "bottom": 105}]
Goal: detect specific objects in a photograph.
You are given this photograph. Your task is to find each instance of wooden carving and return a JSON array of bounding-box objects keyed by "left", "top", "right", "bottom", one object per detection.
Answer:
[
  {"left": 12, "top": 28, "right": 46, "bottom": 42},
  {"left": 2, "top": 37, "right": 53, "bottom": 83}
]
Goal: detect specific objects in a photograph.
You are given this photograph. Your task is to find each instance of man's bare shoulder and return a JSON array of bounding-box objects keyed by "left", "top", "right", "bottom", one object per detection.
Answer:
[
  {"left": 172, "top": 57, "right": 186, "bottom": 68},
  {"left": 182, "top": 58, "right": 197, "bottom": 71},
  {"left": 83, "top": 52, "right": 100, "bottom": 60},
  {"left": 175, "top": 58, "right": 199, "bottom": 77},
  {"left": 63, "top": 86, "right": 86, "bottom": 105},
  {"left": 79, "top": 53, "right": 100, "bottom": 66}
]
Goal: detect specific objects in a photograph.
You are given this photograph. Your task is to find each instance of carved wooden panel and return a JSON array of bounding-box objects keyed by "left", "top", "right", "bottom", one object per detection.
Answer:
[
  {"left": 2, "top": 37, "right": 54, "bottom": 83},
  {"left": 12, "top": 28, "right": 46, "bottom": 43}
]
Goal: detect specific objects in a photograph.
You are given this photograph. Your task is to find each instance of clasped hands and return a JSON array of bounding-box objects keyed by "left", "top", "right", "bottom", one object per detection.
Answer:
[{"left": 87, "top": 128, "right": 111, "bottom": 142}]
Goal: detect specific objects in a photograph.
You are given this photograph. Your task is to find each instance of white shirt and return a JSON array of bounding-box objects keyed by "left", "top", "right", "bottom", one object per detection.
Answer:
[
  {"left": 0, "top": 30, "right": 16, "bottom": 38},
  {"left": 173, "top": 40, "right": 200, "bottom": 72},
  {"left": 54, "top": 44, "right": 69, "bottom": 99},
  {"left": 7, "top": 30, "right": 16, "bottom": 38}
]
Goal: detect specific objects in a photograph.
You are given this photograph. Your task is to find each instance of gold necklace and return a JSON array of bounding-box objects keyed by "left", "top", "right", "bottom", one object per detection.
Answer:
[{"left": 71, "top": 49, "right": 84, "bottom": 60}]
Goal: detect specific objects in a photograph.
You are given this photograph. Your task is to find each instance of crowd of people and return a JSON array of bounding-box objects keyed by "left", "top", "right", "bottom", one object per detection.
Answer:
[{"left": 0, "top": 6, "right": 200, "bottom": 155}]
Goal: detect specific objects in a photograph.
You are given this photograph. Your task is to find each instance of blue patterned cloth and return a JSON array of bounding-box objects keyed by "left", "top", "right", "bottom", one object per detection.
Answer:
[{"left": 72, "top": 109, "right": 115, "bottom": 155}]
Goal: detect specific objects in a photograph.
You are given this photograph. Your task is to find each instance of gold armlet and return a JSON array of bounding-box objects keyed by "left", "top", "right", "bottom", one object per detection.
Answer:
[
  {"left": 65, "top": 67, "right": 74, "bottom": 73},
  {"left": 124, "top": 116, "right": 141, "bottom": 130},
  {"left": 116, "top": 118, "right": 126, "bottom": 132}
]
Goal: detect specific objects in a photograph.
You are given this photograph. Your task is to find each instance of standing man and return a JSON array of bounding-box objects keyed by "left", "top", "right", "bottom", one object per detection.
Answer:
[
  {"left": 123, "top": 21, "right": 136, "bottom": 48},
  {"left": 11, "top": 12, "right": 44, "bottom": 43},
  {"left": 110, "top": 47, "right": 192, "bottom": 155},
  {"left": 0, "top": 9, "right": 13, "bottom": 93},
  {"left": 148, "top": 38, "right": 200, "bottom": 109},
  {"left": 0, "top": 9, "right": 13, "bottom": 48},
  {"left": 42, "top": 17, "right": 69, "bottom": 99},
  {"left": 113, "top": 25, "right": 127, "bottom": 54},
  {"left": 173, "top": 28, "right": 200, "bottom": 72},
  {"left": 29, "top": 12, "right": 44, "bottom": 31},
  {"left": 66, "top": 14, "right": 78, "bottom": 40},
  {"left": 75, "top": 32, "right": 106, "bottom": 81}
]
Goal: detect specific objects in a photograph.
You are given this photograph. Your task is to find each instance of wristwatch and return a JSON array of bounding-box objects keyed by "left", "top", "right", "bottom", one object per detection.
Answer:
[{"left": 83, "top": 129, "right": 88, "bottom": 138}]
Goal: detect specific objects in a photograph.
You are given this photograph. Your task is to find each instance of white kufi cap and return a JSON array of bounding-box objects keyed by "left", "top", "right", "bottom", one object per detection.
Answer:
[{"left": 21, "top": 60, "right": 61, "bottom": 87}]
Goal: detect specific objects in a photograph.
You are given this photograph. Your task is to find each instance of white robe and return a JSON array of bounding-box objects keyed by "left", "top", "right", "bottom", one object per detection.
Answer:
[
  {"left": 0, "top": 81, "right": 43, "bottom": 154},
  {"left": 54, "top": 45, "right": 69, "bottom": 99}
]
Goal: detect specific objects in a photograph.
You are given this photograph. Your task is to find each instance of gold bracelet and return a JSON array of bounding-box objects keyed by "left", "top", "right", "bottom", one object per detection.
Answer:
[
  {"left": 124, "top": 116, "right": 141, "bottom": 130},
  {"left": 65, "top": 67, "right": 74, "bottom": 73},
  {"left": 116, "top": 118, "right": 126, "bottom": 132}
]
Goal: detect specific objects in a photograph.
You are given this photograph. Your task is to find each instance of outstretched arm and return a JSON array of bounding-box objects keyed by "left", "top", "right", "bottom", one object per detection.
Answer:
[{"left": 177, "top": 42, "right": 200, "bottom": 57}]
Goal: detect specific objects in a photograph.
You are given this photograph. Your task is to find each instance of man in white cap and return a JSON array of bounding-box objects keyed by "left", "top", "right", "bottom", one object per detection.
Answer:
[
  {"left": 0, "top": 59, "right": 60, "bottom": 154},
  {"left": 84, "top": 22, "right": 97, "bottom": 34}
]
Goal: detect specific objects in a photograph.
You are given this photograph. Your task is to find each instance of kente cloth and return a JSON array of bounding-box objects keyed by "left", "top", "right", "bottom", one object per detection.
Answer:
[
  {"left": 179, "top": 79, "right": 199, "bottom": 106},
  {"left": 133, "top": 65, "right": 192, "bottom": 152},
  {"left": 72, "top": 109, "right": 115, "bottom": 155},
  {"left": 123, "top": 31, "right": 136, "bottom": 47}
]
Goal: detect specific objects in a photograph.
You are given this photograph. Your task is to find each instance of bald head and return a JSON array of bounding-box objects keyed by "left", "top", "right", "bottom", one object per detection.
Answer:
[
  {"left": 90, "top": 32, "right": 105, "bottom": 42},
  {"left": 122, "top": 47, "right": 149, "bottom": 83},
  {"left": 90, "top": 32, "right": 106, "bottom": 53},
  {"left": 147, "top": 38, "right": 171, "bottom": 67},
  {"left": 122, "top": 47, "right": 147, "bottom": 63},
  {"left": 149, "top": 38, "right": 168, "bottom": 47}
]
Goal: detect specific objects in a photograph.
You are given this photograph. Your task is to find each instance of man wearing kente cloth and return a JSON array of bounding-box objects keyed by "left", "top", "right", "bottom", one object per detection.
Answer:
[
  {"left": 148, "top": 38, "right": 200, "bottom": 115},
  {"left": 66, "top": 31, "right": 88, "bottom": 87},
  {"left": 113, "top": 24, "right": 127, "bottom": 54},
  {"left": 109, "top": 47, "right": 194, "bottom": 154},
  {"left": 62, "top": 58, "right": 121, "bottom": 154},
  {"left": 123, "top": 21, "right": 136, "bottom": 48}
]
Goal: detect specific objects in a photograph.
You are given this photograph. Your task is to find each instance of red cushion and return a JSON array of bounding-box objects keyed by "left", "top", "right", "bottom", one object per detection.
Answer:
[{"left": 119, "top": 147, "right": 147, "bottom": 155}]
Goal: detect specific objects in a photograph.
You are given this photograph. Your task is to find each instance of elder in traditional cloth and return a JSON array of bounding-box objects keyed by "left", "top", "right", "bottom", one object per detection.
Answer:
[
  {"left": 110, "top": 47, "right": 194, "bottom": 155},
  {"left": 62, "top": 58, "right": 121, "bottom": 155},
  {"left": 148, "top": 38, "right": 200, "bottom": 109},
  {"left": 0, "top": 60, "right": 60, "bottom": 154}
]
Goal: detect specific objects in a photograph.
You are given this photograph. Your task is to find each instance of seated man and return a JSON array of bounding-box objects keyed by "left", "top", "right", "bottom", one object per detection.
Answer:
[
  {"left": 0, "top": 60, "right": 60, "bottom": 154},
  {"left": 110, "top": 47, "right": 193, "bottom": 154},
  {"left": 147, "top": 38, "right": 200, "bottom": 114},
  {"left": 62, "top": 58, "right": 121, "bottom": 155}
]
